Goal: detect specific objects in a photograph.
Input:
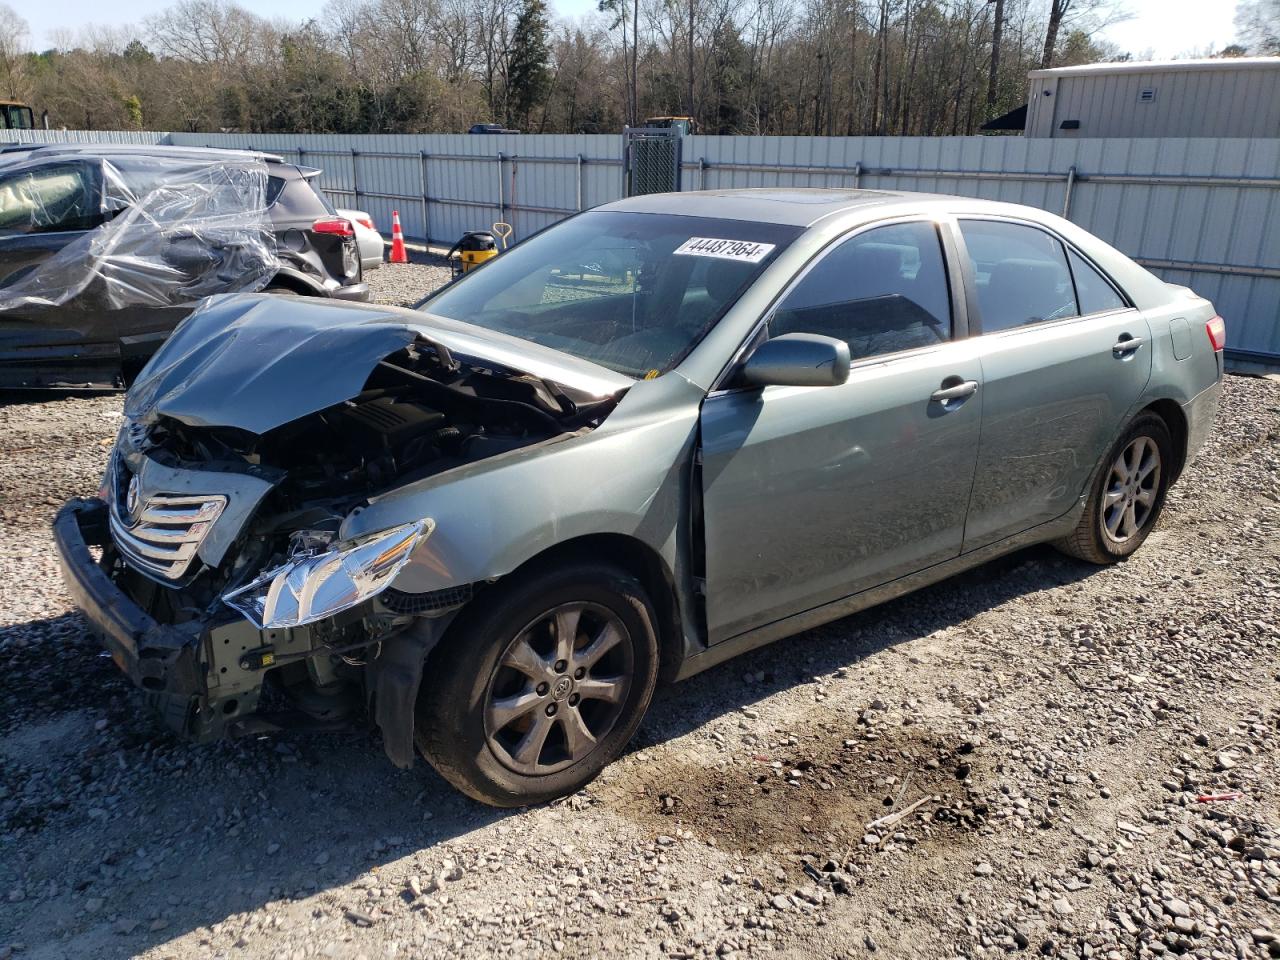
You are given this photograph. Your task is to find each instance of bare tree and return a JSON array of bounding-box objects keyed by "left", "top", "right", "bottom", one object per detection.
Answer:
[
  {"left": 26, "top": 0, "right": 1123, "bottom": 136},
  {"left": 0, "top": 3, "right": 30, "bottom": 100},
  {"left": 986, "top": 0, "right": 1004, "bottom": 106},
  {"left": 1236, "top": 0, "right": 1280, "bottom": 53}
]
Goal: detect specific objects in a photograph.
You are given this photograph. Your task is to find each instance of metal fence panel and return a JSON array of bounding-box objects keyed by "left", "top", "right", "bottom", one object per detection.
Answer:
[
  {"left": 5, "top": 129, "right": 168, "bottom": 145},
  {"left": 5, "top": 128, "right": 1278, "bottom": 359}
]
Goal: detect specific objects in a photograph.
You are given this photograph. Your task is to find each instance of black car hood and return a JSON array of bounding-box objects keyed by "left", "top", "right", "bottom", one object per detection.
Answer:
[{"left": 125, "top": 294, "right": 632, "bottom": 434}]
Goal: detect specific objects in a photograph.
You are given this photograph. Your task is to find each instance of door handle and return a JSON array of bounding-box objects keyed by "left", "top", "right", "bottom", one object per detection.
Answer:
[
  {"left": 930, "top": 379, "right": 979, "bottom": 402},
  {"left": 1112, "top": 336, "right": 1145, "bottom": 355}
]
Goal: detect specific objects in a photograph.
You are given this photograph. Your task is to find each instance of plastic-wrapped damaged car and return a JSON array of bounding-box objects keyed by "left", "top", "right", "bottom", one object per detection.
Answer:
[
  {"left": 0, "top": 143, "right": 368, "bottom": 388},
  {"left": 53, "top": 189, "right": 1223, "bottom": 806}
]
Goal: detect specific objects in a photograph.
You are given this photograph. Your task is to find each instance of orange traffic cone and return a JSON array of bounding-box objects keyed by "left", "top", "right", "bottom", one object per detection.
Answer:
[{"left": 389, "top": 210, "right": 408, "bottom": 264}]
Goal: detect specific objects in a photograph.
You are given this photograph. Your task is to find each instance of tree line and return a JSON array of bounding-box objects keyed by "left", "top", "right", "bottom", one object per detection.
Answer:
[{"left": 0, "top": 0, "right": 1273, "bottom": 138}]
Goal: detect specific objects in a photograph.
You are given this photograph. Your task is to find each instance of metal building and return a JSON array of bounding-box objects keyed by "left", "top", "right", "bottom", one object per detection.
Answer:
[{"left": 1024, "top": 58, "right": 1280, "bottom": 139}]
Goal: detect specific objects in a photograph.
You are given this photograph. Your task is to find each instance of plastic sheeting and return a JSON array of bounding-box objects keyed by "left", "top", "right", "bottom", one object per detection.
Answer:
[{"left": 0, "top": 154, "right": 278, "bottom": 311}]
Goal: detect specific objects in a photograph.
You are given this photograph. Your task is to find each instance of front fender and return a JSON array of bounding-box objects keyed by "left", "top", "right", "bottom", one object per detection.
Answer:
[{"left": 341, "top": 376, "right": 705, "bottom": 595}]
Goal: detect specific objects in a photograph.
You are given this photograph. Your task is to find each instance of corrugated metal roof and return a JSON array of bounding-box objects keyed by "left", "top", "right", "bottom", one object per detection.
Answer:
[{"left": 1030, "top": 57, "right": 1280, "bottom": 78}]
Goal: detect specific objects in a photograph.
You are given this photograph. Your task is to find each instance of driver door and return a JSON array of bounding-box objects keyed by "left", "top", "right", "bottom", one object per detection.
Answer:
[{"left": 698, "top": 219, "right": 984, "bottom": 643}]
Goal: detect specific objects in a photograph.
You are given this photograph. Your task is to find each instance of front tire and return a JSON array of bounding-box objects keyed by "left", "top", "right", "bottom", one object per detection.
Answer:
[
  {"left": 415, "top": 561, "right": 660, "bottom": 807},
  {"left": 1055, "top": 411, "right": 1173, "bottom": 564}
]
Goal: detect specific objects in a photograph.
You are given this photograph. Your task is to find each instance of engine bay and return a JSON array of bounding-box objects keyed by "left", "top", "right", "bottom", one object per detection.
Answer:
[{"left": 145, "top": 341, "right": 617, "bottom": 510}]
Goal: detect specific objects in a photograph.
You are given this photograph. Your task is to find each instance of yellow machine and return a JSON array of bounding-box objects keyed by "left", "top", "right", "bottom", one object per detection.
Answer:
[
  {"left": 643, "top": 116, "right": 696, "bottom": 135},
  {"left": 1, "top": 101, "right": 36, "bottom": 131},
  {"left": 448, "top": 222, "right": 512, "bottom": 277}
]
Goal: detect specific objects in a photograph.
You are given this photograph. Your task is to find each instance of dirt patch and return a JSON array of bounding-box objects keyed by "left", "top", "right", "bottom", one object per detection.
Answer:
[{"left": 604, "top": 719, "right": 988, "bottom": 859}]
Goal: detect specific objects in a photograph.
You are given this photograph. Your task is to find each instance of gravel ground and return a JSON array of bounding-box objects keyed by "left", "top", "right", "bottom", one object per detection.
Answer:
[{"left": 1, "top": 263, "right": 1278, "bottom": 960}]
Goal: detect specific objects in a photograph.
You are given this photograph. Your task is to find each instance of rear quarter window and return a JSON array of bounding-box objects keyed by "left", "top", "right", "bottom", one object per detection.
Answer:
[
  {"left": 270, "top": 174, "right": 334, "bottom": 218},
  {"left": 1067, "top": 249, "right": 1128, "bottom": 315}
]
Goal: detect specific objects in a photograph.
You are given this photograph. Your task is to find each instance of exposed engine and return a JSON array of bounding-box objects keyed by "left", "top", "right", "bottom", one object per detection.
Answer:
[{"left": 147, "top": 341, "right": 611, "bottom": 513}]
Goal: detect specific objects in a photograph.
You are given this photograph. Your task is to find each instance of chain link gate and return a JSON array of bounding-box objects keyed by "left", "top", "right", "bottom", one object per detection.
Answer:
[{"left": 623, "top": 127, "right": 683, "bottom": 196}]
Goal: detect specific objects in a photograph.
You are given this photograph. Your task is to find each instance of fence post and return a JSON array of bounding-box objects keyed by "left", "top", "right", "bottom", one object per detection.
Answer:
[
  {"left": 853, "top": 162, "right": 862, "bottom": 189},
  {"left": 1062, "top": 165, "right": 1077, "bottom": 220},
  {"left": 699, "top": 157, "right": 707, "bottom": 191},
  {"left": 420, "top": 150, "right": 430, "bottom": 244},
  {"left": 496, "top": 152, "right": 504, "bottom": 224},
  {"left": 351, "top": 148, "right": 360, "bottom": 208},
  {"left": 576, "top": 154, "right": 584, "bottom": 211}
]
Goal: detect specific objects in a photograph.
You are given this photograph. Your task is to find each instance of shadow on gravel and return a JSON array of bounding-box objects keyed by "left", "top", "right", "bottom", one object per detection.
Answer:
[
  {"left": 1, "top": 542, "right": 1097, "bottom": 959},
  {"left": 639, "top": 542, "right": 1097, "bottom": 744},
  {"left": 0, "top": 389, "right": 121, "bottom": 407}
]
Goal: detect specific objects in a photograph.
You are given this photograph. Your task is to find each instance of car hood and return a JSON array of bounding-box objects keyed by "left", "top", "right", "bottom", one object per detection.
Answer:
[{"left": 125, "top": 293, "right": 634, "bottom": 434}]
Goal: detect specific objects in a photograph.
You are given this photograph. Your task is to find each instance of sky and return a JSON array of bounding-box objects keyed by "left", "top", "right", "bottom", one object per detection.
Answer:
[{"left": 17, "top": 0, "right": 1244, "bottom": 59}]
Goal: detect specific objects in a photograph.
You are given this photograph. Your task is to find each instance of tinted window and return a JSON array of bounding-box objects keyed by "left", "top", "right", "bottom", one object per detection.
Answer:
[
  {"left": 424, "top": 211, "right": 800, "bottom": 377},
  {"left": 1068, "top": 248, "right": 1127, "bottom": 315},
  {"left": 0, "top": 162, "right": 100, "bottom": 234},
  {"left": 960, "top": 219, "right": 1078, "bottom": 332},
  {"left": 768, "top": 221, "right": 951, "bottom": 360}
]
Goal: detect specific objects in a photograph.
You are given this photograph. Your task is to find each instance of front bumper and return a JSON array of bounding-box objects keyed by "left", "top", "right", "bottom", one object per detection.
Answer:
[
  {"left": 55, "top": 496, "right": 372, "bottom": 743},
  {"left": 53, "top": 498, "right": 205, "bottom": 698}
]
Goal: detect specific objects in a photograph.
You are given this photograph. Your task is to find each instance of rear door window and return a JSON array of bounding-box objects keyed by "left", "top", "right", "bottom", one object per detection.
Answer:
[
  {"left": 768, "top": 221, "right": 952, "bottom": 360},
  {"left": 0, "top": 162, "right": 101, "bottom": 234},
  {"left": 959, "top": 219, "right": 1079, "bottom": 333}
]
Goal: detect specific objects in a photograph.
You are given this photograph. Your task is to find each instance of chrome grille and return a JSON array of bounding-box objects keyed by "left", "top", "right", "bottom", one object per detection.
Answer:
[{"left": 108, "top": 460, "right": 227, "bottom": 581}]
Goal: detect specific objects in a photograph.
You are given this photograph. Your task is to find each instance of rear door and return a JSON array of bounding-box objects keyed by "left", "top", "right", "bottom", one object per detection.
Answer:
[
  {"left": 956, "top": 217, "right": 1151, "bottom": 550},
  {"left": 699, "top": 218, "right": 983, "bottom": 643}
]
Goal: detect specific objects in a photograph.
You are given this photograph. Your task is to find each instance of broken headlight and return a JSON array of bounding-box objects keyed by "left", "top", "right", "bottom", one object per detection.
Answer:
[{"left": 223, "top": 520, "right": 432, "bottom": 629}]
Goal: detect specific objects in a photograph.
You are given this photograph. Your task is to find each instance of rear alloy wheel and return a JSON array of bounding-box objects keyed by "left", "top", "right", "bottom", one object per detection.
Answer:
[
  {"left": 415, "top": 562, "right": 659, "bottom": 807},
  {"left": 1055, "top": 411, "right": 1173, "bottom": 564},
  {"left": 1100, "top": 435, "right": 1161, "bottom": 545}
]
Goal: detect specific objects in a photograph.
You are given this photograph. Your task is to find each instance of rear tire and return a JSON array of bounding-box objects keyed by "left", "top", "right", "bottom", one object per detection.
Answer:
[
  {"left": 415, "top": 561, "right": 660, "bottom": 807},
  {"left": 1055, "top": 411, "right": 1173, "bottom": 564}
]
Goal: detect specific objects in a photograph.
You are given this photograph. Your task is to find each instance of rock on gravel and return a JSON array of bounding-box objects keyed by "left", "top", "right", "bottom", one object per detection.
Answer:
[{"left": 2, "top": 315, "right": 1278, "bottom": 960}]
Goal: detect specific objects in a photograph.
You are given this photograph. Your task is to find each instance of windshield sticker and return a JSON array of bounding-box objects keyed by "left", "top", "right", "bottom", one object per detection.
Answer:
[{"left": 673, "top": 237, "right": 776, "bottom": 263}]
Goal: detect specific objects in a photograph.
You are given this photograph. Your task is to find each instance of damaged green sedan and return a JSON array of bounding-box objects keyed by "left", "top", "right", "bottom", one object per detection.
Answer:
[{"left": 54, "top": 189, "right": 1223, "bottom": 806}]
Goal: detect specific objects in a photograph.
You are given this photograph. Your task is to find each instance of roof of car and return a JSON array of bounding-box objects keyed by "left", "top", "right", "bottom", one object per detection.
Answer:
[
  {"left": 598, "top": 188, "right": 972, "bottom": 227},
  {"left": 0, "top": 142, "right": 284, "bottom": 166}
]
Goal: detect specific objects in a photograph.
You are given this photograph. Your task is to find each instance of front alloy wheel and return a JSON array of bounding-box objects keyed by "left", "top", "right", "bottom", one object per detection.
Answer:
[
  {"left": 485, "top": 602, "right": 634, "bottom": 775},
  {"left": 415, "top": 561, "right": 660, "bottom": 807}
]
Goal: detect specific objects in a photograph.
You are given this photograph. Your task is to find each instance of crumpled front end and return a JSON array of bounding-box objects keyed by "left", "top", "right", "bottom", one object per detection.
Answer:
[{"left": 55, "top": 295, "right": 624, "bottom": 763}]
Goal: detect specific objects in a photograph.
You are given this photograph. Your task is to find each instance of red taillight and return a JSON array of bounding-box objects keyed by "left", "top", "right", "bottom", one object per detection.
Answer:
[
  {"left": 312, "top": 217, "right": 355, "bottom": 238},
  {"left": 1206, "top": 315, "right": 1226, "bottom": 352},
  {"left": 355, "top": 217, "right": 375, "bottom": 231}
]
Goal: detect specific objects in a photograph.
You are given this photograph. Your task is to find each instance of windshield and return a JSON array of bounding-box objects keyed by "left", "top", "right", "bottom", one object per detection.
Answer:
[{"left": 420, "top": 211, "right": 801, "bottom": 377}]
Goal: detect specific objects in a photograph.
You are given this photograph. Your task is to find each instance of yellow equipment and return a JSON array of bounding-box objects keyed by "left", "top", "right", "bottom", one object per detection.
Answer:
[
  {"left": 447, "top": 222, "right": 512, "bottom": 277},
  {"left": 643, "top": 116, "right": 696, "bottom": 135},
  {"left": 1, "top": 101, "right": 36, "bottom": 130}
]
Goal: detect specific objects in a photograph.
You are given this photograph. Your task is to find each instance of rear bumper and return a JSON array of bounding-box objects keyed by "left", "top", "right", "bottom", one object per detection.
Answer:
[
  {"left": 1182, "top": 375, "right": 1222, "bottom": 466},
  {"left": 332, "top": 281, "right": 370, "bottom": 302}
]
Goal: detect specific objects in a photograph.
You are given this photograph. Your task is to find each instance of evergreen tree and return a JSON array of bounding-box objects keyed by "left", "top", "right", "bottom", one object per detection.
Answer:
[{"left": 507, "top": 0, "right": 551, "bottom": 129}]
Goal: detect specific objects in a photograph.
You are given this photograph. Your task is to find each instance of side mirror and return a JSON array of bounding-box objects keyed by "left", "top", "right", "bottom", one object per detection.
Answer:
[{"left": 738, "top": 332, "right": 851, "bottom": 389}]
